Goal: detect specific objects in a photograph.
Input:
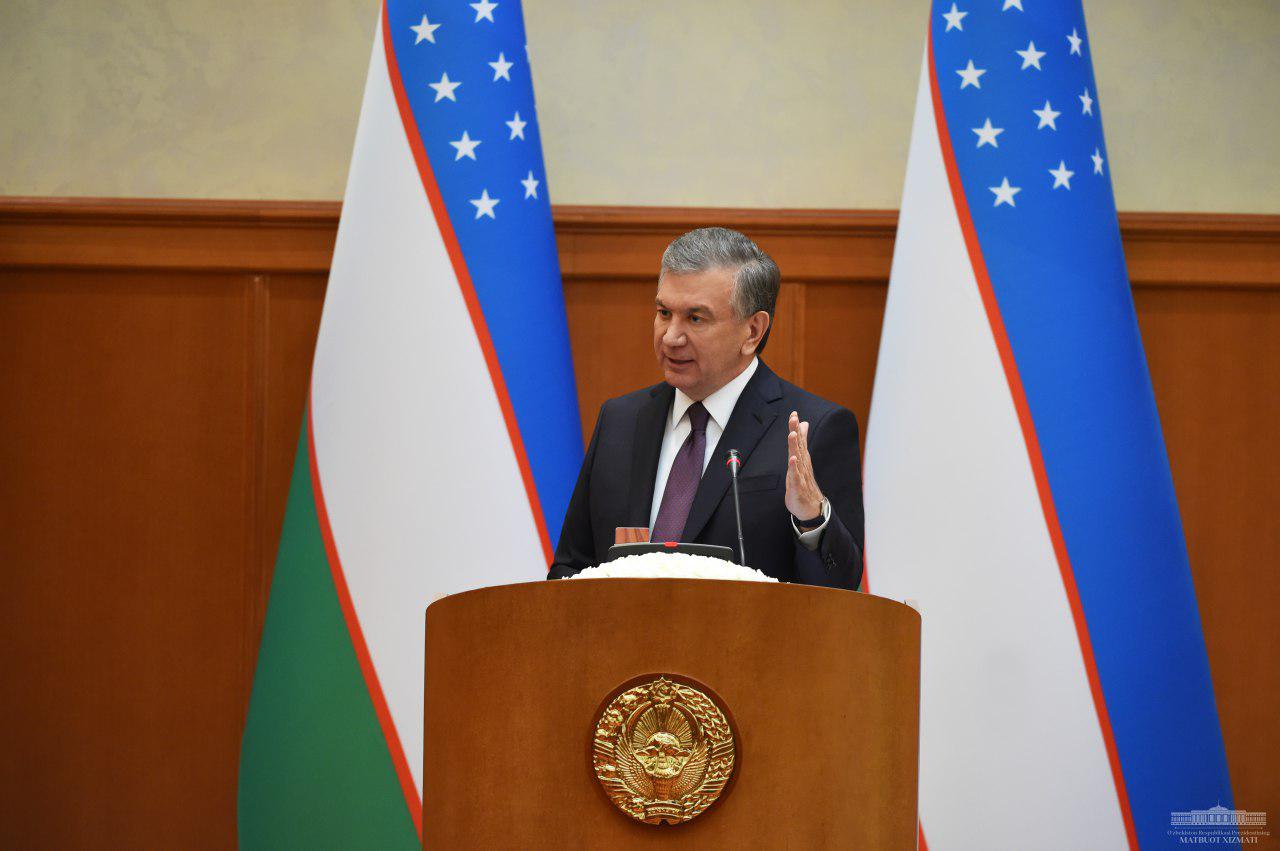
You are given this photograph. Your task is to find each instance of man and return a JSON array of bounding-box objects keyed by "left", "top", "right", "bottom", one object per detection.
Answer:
[{"left": 548, "top": 227, "right": 864, "bottom": 588}]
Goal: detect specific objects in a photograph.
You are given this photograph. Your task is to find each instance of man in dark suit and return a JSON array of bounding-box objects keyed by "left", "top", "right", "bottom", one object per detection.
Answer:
[{"left": 548, "top": 227, "right": 863, "bottom": 588}]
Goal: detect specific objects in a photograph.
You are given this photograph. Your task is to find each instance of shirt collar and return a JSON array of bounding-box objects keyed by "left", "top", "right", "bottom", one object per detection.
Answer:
[{"left": 671, "top": 357, "right": 759, "bottom": 431}]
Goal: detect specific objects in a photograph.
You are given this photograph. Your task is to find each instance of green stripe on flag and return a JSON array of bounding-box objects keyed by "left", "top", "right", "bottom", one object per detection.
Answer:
[{"left": 238, "top": 421, "right": 419, "bottom": 850}]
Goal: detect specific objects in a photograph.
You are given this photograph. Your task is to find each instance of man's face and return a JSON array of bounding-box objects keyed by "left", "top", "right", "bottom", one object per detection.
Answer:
[{"left": 653, "top": 267, "right": 758, "bottom": 400}]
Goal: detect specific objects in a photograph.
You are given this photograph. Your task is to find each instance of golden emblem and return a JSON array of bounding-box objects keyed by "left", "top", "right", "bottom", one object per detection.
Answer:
[{"left": 591, "top": 675, "right": 737, "bottom": 825}]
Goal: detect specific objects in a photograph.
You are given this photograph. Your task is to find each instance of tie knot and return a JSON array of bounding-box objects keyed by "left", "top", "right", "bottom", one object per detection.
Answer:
[{"left": 686, "top": 402, "right": 710, "bottom": 433}]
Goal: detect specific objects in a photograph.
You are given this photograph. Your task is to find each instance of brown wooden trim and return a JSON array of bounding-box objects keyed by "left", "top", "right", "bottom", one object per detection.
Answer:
[
  {"left": 1, "top": 197, "right": 1277, "bottom": 288},
  {"left": 0, "top": 197, "right": 342, "bottom": 274},
  {"left": 243, "top": 273, "right": 270, "bottom": 719},
  {"left": 552, "top": 204, "right": 901, "bottom": 232}
]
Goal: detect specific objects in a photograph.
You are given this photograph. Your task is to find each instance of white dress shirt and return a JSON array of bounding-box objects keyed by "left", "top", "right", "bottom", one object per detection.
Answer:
[{"left": 648, "top": 357, "right": 828, "bottom": 548}]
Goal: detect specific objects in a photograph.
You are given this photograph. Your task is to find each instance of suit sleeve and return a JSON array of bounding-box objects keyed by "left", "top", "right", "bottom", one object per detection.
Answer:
[
  {"left": 791, "top": 405, "right": 865, "bottom": 589},
  {"left": 547, "top": 403, "right": 605, "bottom": 579}
]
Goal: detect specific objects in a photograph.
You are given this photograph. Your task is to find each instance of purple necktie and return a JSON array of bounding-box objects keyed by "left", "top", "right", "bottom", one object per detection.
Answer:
[{"left": 651, "top": 402, "right": 710, "bottom": 543}]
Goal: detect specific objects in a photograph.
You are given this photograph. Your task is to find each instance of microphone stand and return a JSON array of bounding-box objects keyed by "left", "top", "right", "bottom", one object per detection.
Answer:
[{"left": 726, "top": 449, "right": 747, "bottom": 566}]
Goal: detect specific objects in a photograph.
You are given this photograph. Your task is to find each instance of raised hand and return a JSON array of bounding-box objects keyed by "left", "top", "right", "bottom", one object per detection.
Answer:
[{"left": 785, "top": 411, "right": 825, "bottom": 522}]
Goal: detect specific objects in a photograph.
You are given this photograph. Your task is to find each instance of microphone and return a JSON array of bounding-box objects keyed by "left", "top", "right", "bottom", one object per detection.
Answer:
[{"left": 725, "top": 449, "right": 747, "bottom": 566}]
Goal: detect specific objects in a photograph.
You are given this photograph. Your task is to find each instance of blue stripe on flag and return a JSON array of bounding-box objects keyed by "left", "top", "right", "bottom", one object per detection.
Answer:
[{"left": 385, "top": 0, "right": 582, "bottom": 546}]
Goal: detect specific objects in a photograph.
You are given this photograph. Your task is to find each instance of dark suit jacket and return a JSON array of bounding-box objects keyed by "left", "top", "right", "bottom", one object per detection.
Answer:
[{"left": 548, "top": 361, "right": 864, "bottom": 588}]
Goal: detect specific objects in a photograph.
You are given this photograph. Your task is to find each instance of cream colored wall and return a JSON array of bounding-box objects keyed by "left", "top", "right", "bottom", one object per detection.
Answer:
[{"left": 1, "top": 1, "right": 1276, "bottom": 212}]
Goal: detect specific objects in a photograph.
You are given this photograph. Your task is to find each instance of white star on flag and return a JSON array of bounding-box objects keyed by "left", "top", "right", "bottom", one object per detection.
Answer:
[
  {"left": 972, "top": 118, "right": 1004, "bottom": 148},
  {"left": 506, "top": 111, "right": 527, "bottom": 140},
  {"left": 429, "top": 72, "right": 461, "bottom": 102},
  {"left": 1017, "top": 41, "right": 1046, "bottom": 70},
  {"left": 489, "top": 52, "right": 513, "bottom": 81},
  {"left": 470, "top": 0, "right": 498, "bottom": 23},
  {"left": 1067, "top": 28, "right": 1083, "bottom": 55},
  {"left": 942, "top": 3, "right": 968, "bottom": 32},
  {"left": 450, "top": 131, "right": 481, "bottom": 161},
  {"left": 410, "top": 15, "right": 441, "bottom": 45},
  {"left": 1080, "top": 88, "right": 1094, "bottom": 115},
  {"left": 1034, "top": 100, "right": 1061, "bottom": 130},
  {"left": 1002, "top": 0, "right": 1023, "bottom": 11},
  {"left": 1049, "top": 160, "right": 1075, "bottom": 189},
  {"left": 1092, "top": 147, "right": 1105, "bottom": 174},
  {"left": 990, "top": 177, "right": 1021, "bottom": 207},
  {"left": 956, "top": 60, "right": 986, "bottom": 89},
  {"left": 470, "top": 189, "right": 499, "bottom": 219},
  {"left": 521, "top": 171, "right": 540, "bottom": 199}
]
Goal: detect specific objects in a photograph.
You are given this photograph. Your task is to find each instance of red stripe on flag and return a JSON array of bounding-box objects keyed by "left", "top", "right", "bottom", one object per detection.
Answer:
[
  {"left": 306, "top": 402, "right": 424, "bottom": 838},
  {"left": 377, "top": 0, "right": 554, "bottom": 566},
  {"left": 925, "top": 28, "right": 1139, "bottom": 851}
]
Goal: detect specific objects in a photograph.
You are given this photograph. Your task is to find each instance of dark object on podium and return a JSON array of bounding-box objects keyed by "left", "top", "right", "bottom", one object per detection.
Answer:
[
  {"left": 605, "top": 541, "right": 737, "bottom": 563},
  {"left": 423, "top": 579, "right": 921, "bottom": 848}
]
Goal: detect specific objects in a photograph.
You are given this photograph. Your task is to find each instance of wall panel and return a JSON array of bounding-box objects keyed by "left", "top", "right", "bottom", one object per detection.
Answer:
[
  {"left": 0, "top": 198, "right": 1276, "bottom": 847},
  {"left": 0, "top": 269, "right": 252, "bottom": 848}
]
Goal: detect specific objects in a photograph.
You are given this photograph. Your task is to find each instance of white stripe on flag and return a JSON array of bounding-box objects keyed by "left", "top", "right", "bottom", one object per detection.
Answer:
[{"left": 309, "top": 19, "right": 545, "bottom": 796}]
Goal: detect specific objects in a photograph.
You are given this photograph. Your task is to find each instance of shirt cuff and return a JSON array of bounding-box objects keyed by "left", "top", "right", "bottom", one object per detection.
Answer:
[{"left": 791, "top": 499, "right": 831, "bottom": 551}]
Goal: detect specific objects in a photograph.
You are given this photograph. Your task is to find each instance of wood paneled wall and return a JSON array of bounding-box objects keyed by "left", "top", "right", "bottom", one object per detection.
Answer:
[{"left": 1, "top": 198, "right": 1277, "bottom": 848}]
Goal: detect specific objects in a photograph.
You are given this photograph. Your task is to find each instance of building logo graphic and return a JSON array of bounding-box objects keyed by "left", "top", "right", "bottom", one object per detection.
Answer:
[{"left": 1168, "top": 803, "right": 1268, "bottom": 845}]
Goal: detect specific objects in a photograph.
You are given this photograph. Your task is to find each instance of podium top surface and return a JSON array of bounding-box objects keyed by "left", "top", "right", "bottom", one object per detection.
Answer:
[{"left": 427, "top": 576, "right": 920, "bottom": 624}]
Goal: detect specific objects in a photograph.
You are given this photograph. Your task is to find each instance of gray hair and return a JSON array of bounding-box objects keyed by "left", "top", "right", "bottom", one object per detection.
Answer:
[{"left": 659, "top": 227, "right": 781, "bottom": 353}]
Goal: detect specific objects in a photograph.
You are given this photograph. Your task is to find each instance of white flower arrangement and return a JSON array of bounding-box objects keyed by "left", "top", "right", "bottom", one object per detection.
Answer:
[{"left": 570, "top": 551, "right": 779, "bottom": 582}]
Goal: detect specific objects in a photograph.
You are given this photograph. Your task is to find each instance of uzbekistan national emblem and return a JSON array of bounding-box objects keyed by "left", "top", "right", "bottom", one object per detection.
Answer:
[{"left": 591, "top": 675, "right": 737, "bottom": 825}]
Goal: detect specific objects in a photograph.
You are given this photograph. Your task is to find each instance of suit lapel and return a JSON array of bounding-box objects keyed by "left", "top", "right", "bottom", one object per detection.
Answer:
[
  {"left": 628, "top": 382, "right": 673, "bottom": 527},
  {"left": 682, "top": 362, "right": 783, "bottom": 542}
]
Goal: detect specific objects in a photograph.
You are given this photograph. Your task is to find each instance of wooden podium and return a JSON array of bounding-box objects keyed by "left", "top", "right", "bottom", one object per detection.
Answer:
[{"left": 423, "top": 579, "right": 920, "bottom": 849}]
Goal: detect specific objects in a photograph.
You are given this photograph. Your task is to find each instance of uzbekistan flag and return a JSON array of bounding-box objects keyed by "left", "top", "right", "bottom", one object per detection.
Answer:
[
  {"left": 864, "top": 2, "right": 1235, "bottom": 849},
  {"left": 237, "top": 1, "right": 581, "bottom": 847}
]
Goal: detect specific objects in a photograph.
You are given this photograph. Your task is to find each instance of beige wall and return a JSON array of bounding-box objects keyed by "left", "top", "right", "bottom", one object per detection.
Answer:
[{"left": 1, "top": 0, "right": 1276, "bottom": 212}]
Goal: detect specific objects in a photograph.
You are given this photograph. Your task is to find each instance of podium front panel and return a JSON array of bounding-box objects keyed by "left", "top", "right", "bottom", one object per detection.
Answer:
[{"left": 423, "top": 578, "right": 919, "bottom": 849}]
